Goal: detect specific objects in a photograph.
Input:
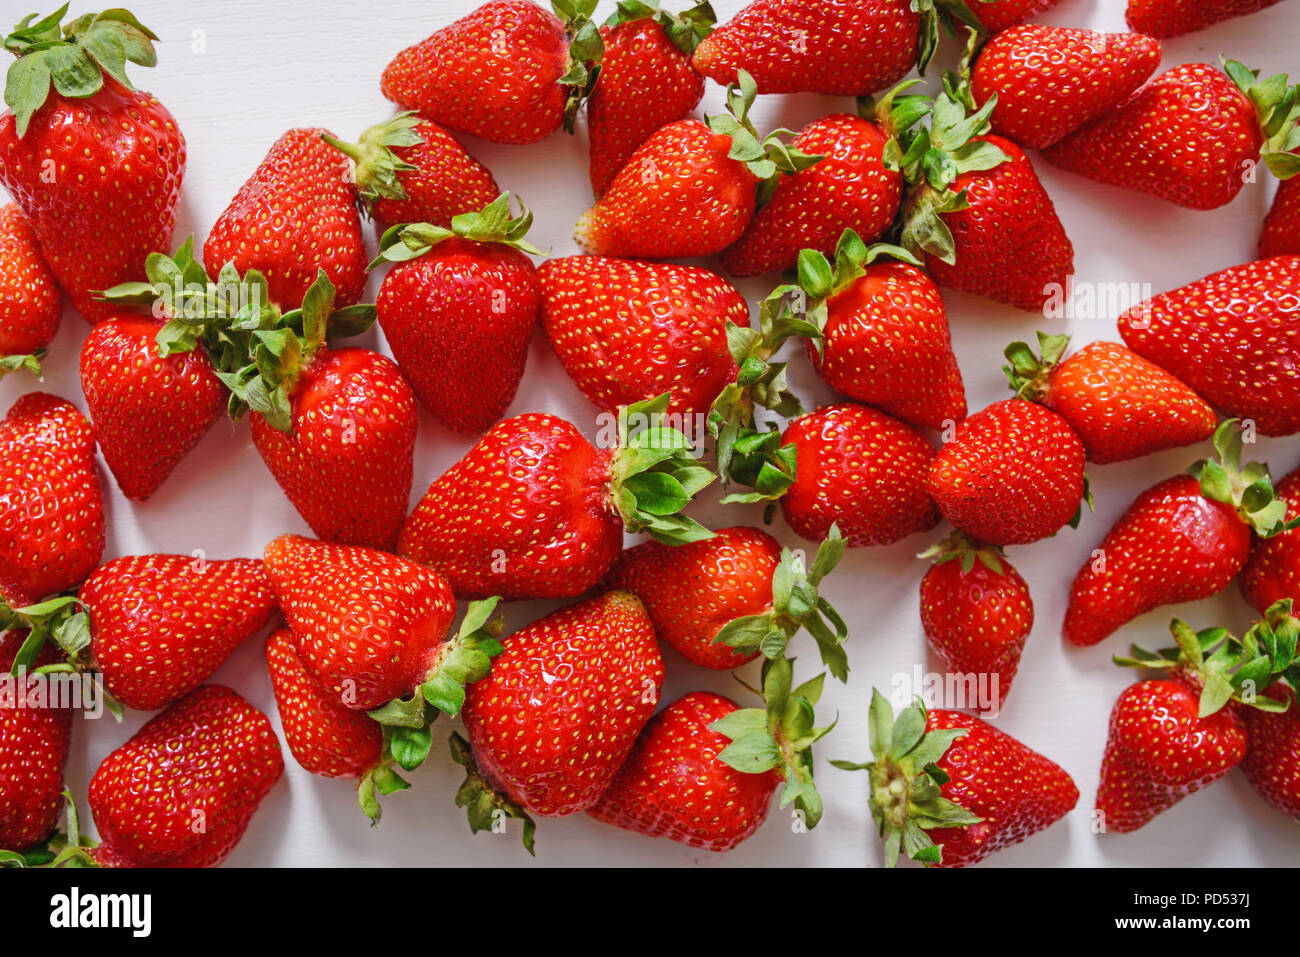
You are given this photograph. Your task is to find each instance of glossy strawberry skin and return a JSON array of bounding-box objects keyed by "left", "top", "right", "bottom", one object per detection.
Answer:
[
  {"left": 80, "top": 314, "right": 227, "bottom": 501},
  {"left": 1126, "top": 0, "right": 1283, "bottom": 38},
  {"left": 924, "top": 710, "right": 1078, "bottom": 867},
  {"left": 589, "top": 17, "right": 705, "bottom": 197},
  {"left": 1039, "top": 341, "right": 1217, "bottom": 465},
  {"left": 88, "top": 685, "right": 282, "bottom": 868},
  {"left": 539, "top": 256, "right": 746, "bottom": 417},
  {"left": 1096, "top": 676, "right": 1246, "bottom": 833},
  {"left": 1260, "top": 178, "right": 1300, "bottom": 258},
  {"left": 929, "top": 400, "right": 1085, "bottom": 547},
  {"left": 376, "top": 238, "right": 540, "bottom": 435},
  {"left": 399, "top": 413, "right": 620, "bottom": 600},
  {"left": 368, "top": 119, "right": 501, "bottom": 235},
  {"left": 1065, "top": 476, "right": 1249, "bottom": 647},
  {"left": 265, "top": 628, "right": 383, "bottom": 780},
  {"left": 780, "top": 404, "right": 939, "bottom": 548},
  {"left": 807, "top": 261, "right": 966, "bottom": 430},
  {"left": 462, "top": 590, "right": 664, "bottom": 817},
  {"left": 1239, "top": 468, "right": 1300, "bottom": 615},
  {"left": 251, "top": 347, "right": 416, "bottom": 551},
  {"left": 590, "top": 691, "right": 779, "bottom": 851},
  {"left": 0, "top": 79, "right": 185, "bottom": 323},
  {"left": 607, "top": 527, "right": 778, "bottom": 670},
  {"left": 1118, "top": 257, "right": 1300, "bottom": 436},
  {"left": 381, "top": 0, "right": 568, "bottom": 145},
  {"left": 691, "top": 0, "right": 917, "bottom": 96},
  {"left": 971, "top": 26, "right": 1162, "bottom": 150},
  {"left": 0, "top": 393, "right": 104, "bottom": 608},
  {"left": 722, "top": 114, "right": 902, "bottom": 278},
  {"left": 0, "top": 204, "right": 60, "bottom": 356},
  {"left": 263, "top": 535, "right": 456, "bottom": 713},
  {"left": 80, "top": 555, "right": 276, "bottom": 712},
  {"left": 204, "top": 128, "right": 366, "bottom": 311},
  {"left": 1240, "top": 685, "right": 1300, "bottom": 821},
  {"left": 974, "top": 0, "right": 1065, "bottom": 32}
]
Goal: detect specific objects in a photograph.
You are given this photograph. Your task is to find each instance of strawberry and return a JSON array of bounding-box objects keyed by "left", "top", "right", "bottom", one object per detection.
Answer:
[
  {"left": 608, "top": 525, "right": 849, "bottom": 678},
  {"left": 969, "top": 0, "right": 1063, "bottom": 33},
  {"left": 588, "top": 1, "right": 713, "bottom": 197},
  {"left": 0, "top": 203, "right": 60, "bottom": 377},
  {"left": 1118, "top": 256, "right": 1300, "bottom": 436},
  {"left": 399, "top": 395, "right": 715, "bottom": 600},
  {"left": 919, "top": 534, "right": 1033, "bottom": 709},
  {"left": 0, "top": 8, "right": 185, "bottom": 323},
  {"left": 1003, "top": 333, "right": 1217, "bottom": 464},
  {"left": 779, "top": 403, "right": 939, "bottom": 548},
  {"left": 929, "top": 398, "right": 1087, "bottom": 547},
  {"left": 970, "top": 25, "right": 1162, "bottom": 150},
  {"left": 84, "top": 685, "right": 282, "bottom": 867},
  {"left": 538, "top": 255, "right": 747, "bottom": 417},
  {"left": 1239, "top": 467, "right": 1300, "bottom": 615},
  {"left": 1065, "top": 421, "right": 1293, "bottom": 647},
  {"left": 0, "top": 393, "right": 104, "bottom": 608},
  {"left": 1045, "top": 61, "right": 1300, "bottom": 211},
  {"left": 204, "top": 128, "right": 367, "bottom": 312},
  {"left": 323, "top": 113, "right": 501, "bottom": 235},
  {"left": 1126, "top": 0, "right": 1285, "bottom": 38},
  {"left": 1260, "top": 162, "right": 1300, "bottom": 257},
  {"left": 373, "top": 195, "right": 542, "bottom": 434},
  {"left": 452, "top": 589, "right": 663, "bottom": 852},
  {"left": 1241, "top": 683, "right": 1300, "bottom": 821},
  {"left": 834, "top": 689, "right": 1078, "bottom": 867}
]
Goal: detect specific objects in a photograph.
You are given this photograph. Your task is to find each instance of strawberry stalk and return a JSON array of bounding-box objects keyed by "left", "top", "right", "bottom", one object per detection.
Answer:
[
  {"left": 604, "top": 0, "right": 716, "bottom": 54},
  {"left": 369, "top": 192, "right": 543, "bottom": 268},
  {"left": 1192, "top": 419, "right": 1300, "bottom": 538},
  {"left": 321, "top": 114, "right": 424, "bottom": 213},
  {"left": 1220, "top": 58, "right": 1300, "bottom": 181},
  {"left": 449, "top": 731, "right": 538, "bottom": 856}
]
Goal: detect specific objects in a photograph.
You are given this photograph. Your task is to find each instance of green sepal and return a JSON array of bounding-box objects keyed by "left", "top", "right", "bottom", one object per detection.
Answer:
[
  {"left": 416, "top": 597, "right": 506, "bottom": 718},
  {"left": 449, "top": 732, "right": 536, "bottom": 856},
  {"left": 553, "top": 0, "right": 605, "bottom": 132},
  {"left": 41, "top": 790, "right": 99, "bottom": 869},
  {"left": 918, "top": 529, "right": 1006, "bottom": 576},
  {"left": 1189, "top": 419, "right": 1300, "bottom": 538},
  {"left": 1221, "top": 57, "right": 1300, "bottom": 181},
  {"left": 0, "top": 349, "right": 45, "bottom": 380},
  {"left": 1002, "top": 331, "right": 1072, "bottom": 402},
  {"left": 604, "top": 0, "right": 716, "bottom": 56},
  {"left": 912, "top": 0, "right": 984, "bottom": 75},
  {"left": 369, "top": 193, "right": 542, "bottom": 269},
  {"left": 356, "top": 743, "right": 413, "bottom": 826},
  {"left": 705, "top": 70, "right": 824, "bottom": 191},
  {"left": 322, "top": 114, "right": 422, "bottom": 212}
]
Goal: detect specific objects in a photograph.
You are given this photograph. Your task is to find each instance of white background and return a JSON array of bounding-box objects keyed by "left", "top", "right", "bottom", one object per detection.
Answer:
[{"left": 4, "top": 0, "right": 1298, "bottom": 867}]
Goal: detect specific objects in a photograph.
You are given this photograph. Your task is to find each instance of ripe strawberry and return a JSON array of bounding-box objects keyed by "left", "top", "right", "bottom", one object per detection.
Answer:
[
  {"left": 0, "top": 9, "right": 185, "bottom": 323},
  {"left": 929, "top": 399, "right": 1086, "bottom": 547},
  {"left": 373, "top": 195, "right": 542, "bottom": 434},
  {"left": 538, "top": 256, "right": 747, "bottom": 417},
  {"left": 970, "top": 25, "right": 1162, "bottom": 150},
  {"left": 919, "top": 534, "right": 1033, "bottom": 709},
  {"left": 970, "top": 0, "right": 1063, "bottom": 33},
  {"left": 1065, "top": 422, "right": 1292, "bottom": 647},
  {"left": 452, "top": 589, "right": 663, "bottom": 851},
  {"left": 1239, "top": 467, "right": 1300, "bottom": 615},
  {"left": 834, "top": 689, "right": 1078, "bottom": 867},
  {"left": 588, "top": 1, "right": 713, "bottom": 197},
  {"left": 1003, "top": 333, "right": 1217, "bottom": 464},
  {"left": 399, "top": 395, "right": 715, "bottom": 600},
  {"left": 1260, "top": 172, "right": 1300, "bottom": 257},
  {"left": 1045, "top": 61, "right": 1299, "bottom": 211},
  {"left": 323, "top": 113, "right": 501, "bottom": 235},
  {"left": 0, "top": 203, "right": 60, "bottom": 377},
  {"left": 86, "top": 685, "right": 283, "bottom": 867},
  {"left": 1118, "top": 256, "right": 1300, "bottom": 436},
  {"left": 1126, "top": 0, "right": 1284, "bottom": 38},
  {"left": 204, "top": 128, "right": 367, "bottom": 312},
  {"left": 779, "top": 403, "right": 939, "bottom": 548},
  {"left": 1241, "top": 684, "right": 1300, "bottom": 821},
  {"left": 0, "top": 393, "right": 104, "bottom": 608}
]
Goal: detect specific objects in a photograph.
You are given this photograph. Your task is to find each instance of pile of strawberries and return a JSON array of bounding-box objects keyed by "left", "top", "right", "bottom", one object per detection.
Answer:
[{"left": 1, "top": 0, "right": 1299, "bottom": 869}]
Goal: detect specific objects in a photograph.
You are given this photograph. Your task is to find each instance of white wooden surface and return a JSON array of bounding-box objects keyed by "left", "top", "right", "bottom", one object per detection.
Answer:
[{"left": 3, "top": 0, "right": 1298, "bottom": 867}]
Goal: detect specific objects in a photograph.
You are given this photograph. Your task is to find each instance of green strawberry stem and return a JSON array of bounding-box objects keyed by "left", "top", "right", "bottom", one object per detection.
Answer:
[
  {"left": 912, "top": 0, "right": 984, "bottom": 75},
  {"left": 553, "top": 0, "right": 606, "bottom": 132},
  {"left": 0, "top": 350, "right": 44, "bottom": 380},
  {"left": 1191, "top": 419, "right": 1300, "bottom": 537},
  {"left": 322, "top": 113, "right": 423, "bottom": 211},
  {"left": 604, "top": 0, "right": 716, "bottom": 55},
  {"left": 356, "top": 744, "right": 413, "bottom": 827},
  {"left": 830, "top": 688, "right": 982, "bottom": 867},
  {"left": 449, "top": 731, "right": 537, "bottom": 856},
  {"left": 31, "top": 790, "right": 100, "bottom": 869},
  {"left": 1002, "top": 331, "right": 1071, "bottom": 402},
  {"left": 862, "top": 79, "right": 934, "bottom": 169},
  {"left": 368, "top": 192, "right": 543, "bottom": 269},
  {"left": 1220, "top": 58, "right": 1300, "bottom": 181},
  {"left": 918, "top": 529, "right": 1007, "bottom": 576}
]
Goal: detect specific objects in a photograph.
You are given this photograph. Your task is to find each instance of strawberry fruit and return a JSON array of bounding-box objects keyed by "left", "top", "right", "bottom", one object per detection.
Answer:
[
  {"left": 1126, "top": 0, "right": 1285, "bottom": 38},
  {"left": 0, "top": 203, "right": 60, "bottom": 377}
]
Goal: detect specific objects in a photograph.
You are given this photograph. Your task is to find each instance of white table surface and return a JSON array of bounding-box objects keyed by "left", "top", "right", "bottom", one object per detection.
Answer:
[{"left": 4, "top": 0, "right": 1298, "bottom": 867}]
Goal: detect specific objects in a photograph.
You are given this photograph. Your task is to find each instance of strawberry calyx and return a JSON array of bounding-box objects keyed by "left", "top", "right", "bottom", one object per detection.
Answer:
[
  {"left": 355, "top": 747, "right": 412, "bottom": 827},
  {"left": 713, "top": 525, "right": 851, "bottom": 681},
  {"left": 912, "top": 0, "right": 984, "bottom": 75},
  {"left": 1, "top": 594, "right": 122, "bottom": 721},
  {"left": 554, "top": 0, "right": 606, "bottom": 133},
  {"left": 918, "top": 529, "right": 1006, "bottom": 576},
  {"left": 15, "top": 790, "right": 101, "bottom": 869},
  {"left": 2, "top": 4, "right": 159, "bottom": 137},
  {"left": 831, "top": 688, "right": 982, "bottom": 867},
  {"left": 449, "top": 731, "right": 537, "bottom": 856},
  {"left": 1190, "top": 419, "right": 1300, "bottom": 538},
  {"left": 604, "top": 0, "right": 716, "bottom": 56},
  {"left": 322, "top": 113, "right": 424, "bottom": 213},
  {"left": 1221, "top": 58, "right": 1300, "bottom": 182},
  {"left": 0, "top": 350, "right": 44, "bottom": 380},
  {"left": 368, "top": 193, "right": 543, "bottom": 269},
  {"left": 1002, "top": 331, "right": 1072, "bottom": 403},
  {"left": 864, "top": 78, "right": 934, "bottom": 170}
]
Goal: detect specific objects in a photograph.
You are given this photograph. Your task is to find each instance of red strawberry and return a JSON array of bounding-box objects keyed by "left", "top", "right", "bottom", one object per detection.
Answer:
[
  {"left": 779, "top": 403, "right": 939, "bottom": 548},
  {"left": 929, "top": 399, "right": 1086, "bottom": 547},
  {"left": 970, "top": 25, "right": 1162, "bottom": 150},
  {"left": 1241, "top": 684, "right": 1300, "bottom": 821},
  {"left": 0, "top": 9, "right": 184, "bottom": 323},
  {"left": 538, "top": 255, "right": 747, "bottom": 417},
  {"left": 86, "top": 685, "right": 282, "bottom": 867},
  {"left": 324, "top": 113, "right": 501, "bottom": 235},
  {"left": 0, "top": 393, "right": 104, "bottom": 608},
  {"left": 1126, "top": 0, "right": 1284, "bottom": 38},
  {"left": 204, "top": 128, "right": 367, "bottom": 311},
  {"left": 1118, "top": 257, "right": 1300, "bottom": 436},
  {"left": 1045, "top": 61, "right": 1299, "bottom": 211},
  {"left": 399, "top": 396, "right": 715, "bottom": 600},
  {"left": 0, "top": 203, "right": 60, "bottom": 376},
  {"left": 1065, "top": 422, "right": 1291, "bottom": 647},
  {"left": 834, "top": 689, "right": 1078, "bottom": 867},
  {"left": 1003, "top": 334, "right": 1216, "bottom": 464},
  {"left": 919, "top": 534, "right": 1033, "bottom": 709},
  {"left": 453, "top": 589, "right": 663, "bottom": 851},
  {"left": 1239, "top": 467, "right": 1300, "bottom": 615},
  {"left": 970, "top": 0, "right": 1063, "bottom": 33},
  {"left": 1260, "top": 173, "right": 1300, "bottom": 257},
  {"left": 588, "top": 1, "right": 713, "bottom": 197},
  {"left": 373, "top": 196, "right": 542, "bottom": 434}
]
